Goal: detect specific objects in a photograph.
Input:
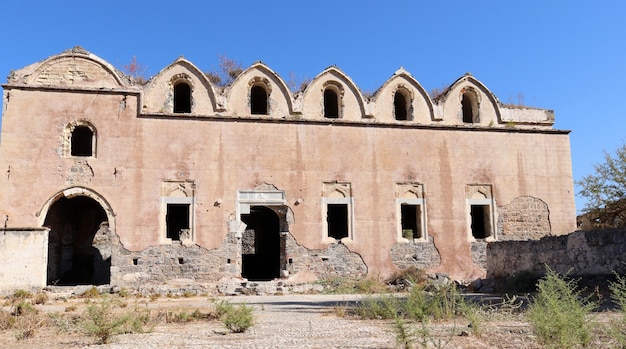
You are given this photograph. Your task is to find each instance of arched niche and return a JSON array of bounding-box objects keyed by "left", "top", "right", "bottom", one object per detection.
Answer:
[
  {"left": 142, "top": 57, "right": 218, "bottom": 115},
  {"left": 227, "top": 62, "right": 293, "bottom": 117},
  {"left": 438, "top": 74, "right": 501, "bottom": 126},
  {"left": 370, "top": 68, "right": 434, "bottom": 123},
  {"left": 301, "top": 66, "right": 366, "bottom": 121}
]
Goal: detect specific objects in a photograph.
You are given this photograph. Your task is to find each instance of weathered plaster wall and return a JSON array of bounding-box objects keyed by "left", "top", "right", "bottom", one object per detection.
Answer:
[
  {"left": 0, "top": 228, "right": 49, "bottom": 291},
  {"left": 0, "top": 48, "right": 577, "bottom": 285}
]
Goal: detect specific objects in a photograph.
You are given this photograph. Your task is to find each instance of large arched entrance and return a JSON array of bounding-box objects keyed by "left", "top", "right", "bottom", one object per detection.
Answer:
[
  {"left": 44, "top": 195, "right": 109, "bottom": 285},
  {"left": 241, "top": 206, "right": 281, "bottom": 281}
]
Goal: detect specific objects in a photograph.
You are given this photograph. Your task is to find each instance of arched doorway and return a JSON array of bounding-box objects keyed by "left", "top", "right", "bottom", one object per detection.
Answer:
[
  {"left": 241, "top": 206, "right": 281, "bottom": 281},
  {"left": 44, "top": 195, "right": 109, "bottom": 285}
]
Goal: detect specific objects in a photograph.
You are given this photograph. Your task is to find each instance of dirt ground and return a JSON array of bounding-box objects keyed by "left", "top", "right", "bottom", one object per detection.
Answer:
[{"left": 0, "top": 293, "right": 619, "bottom": 349}]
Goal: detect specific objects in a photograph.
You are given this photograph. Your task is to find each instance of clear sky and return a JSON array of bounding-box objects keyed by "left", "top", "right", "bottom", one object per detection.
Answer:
[{"left": 0, "top": 1, "right": 623, "bottom": 213}]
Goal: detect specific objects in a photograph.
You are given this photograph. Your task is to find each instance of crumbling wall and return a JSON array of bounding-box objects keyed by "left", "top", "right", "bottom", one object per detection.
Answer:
[
  {"left": 497, "top": 196, "right": 551, "bottom": 241},
  {"left": 285, "top": 234, "right": 367, "bottom": 279},
  {"left": 487, "top": 228, "right": 626, "bottom": 278},
  {"left": 0, "top": 228, "right": 49, "bottom": 291},
  {"left": 390, "top": 238, "right": 440, "bottom": 271},
  {"left": 111, "top": 229, "right": 239, "bottom": 286}
]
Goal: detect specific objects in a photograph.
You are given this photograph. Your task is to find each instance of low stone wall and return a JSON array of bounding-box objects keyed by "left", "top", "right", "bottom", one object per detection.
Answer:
[
  {"left": 0, "top": 228, "right": 49, "bottom": 291},
  {"left": 486, "top": 228, "right": 626, "bottom": 278}
]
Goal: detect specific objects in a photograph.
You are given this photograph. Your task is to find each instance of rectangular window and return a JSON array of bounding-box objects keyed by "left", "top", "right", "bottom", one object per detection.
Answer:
[
  {"left": 401, "top": 204, "right": 422, "bottom": 239},
  {"left": 466, "top": 184, "right": 495, "bottom": 241},
  {"left": 327, "top": 203, "right": 349, "bottom": 240},
  {"left": 470, "top": 204, "right": 491, "bottom": 239},
  {"left": 166, "top": 204, "right": 190, "bottom": 241},
  {"left": 161, "top": 180, "right": 195, "bottom": 244},
  {"left": 322, "top": 182, "right": 353, "bottom": 243}
]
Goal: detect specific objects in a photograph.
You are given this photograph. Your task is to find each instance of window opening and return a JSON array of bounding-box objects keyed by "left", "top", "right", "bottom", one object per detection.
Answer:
[
  {"left": 401, "top": 204, "right": 422, "bottom": 239},
  {"left": 327, "top": 203, "right": 349, "bottom": 240},
  {"left": 71, "top": 126, "right": 93, "bottom": 156},
  {"left": 173, "top": 82, "right": 192, "bottom": 113},
  {"left": 166, "top": 203, "right": 189, "bottom": 241},
  {"left": 470, "top": 204, "right": 491, "bottom": 239},
  {"left": 250, "top": 85, "right": 268, "bottom": 115},
  {"left": 324, "top": 89, "right": 339, "bottom": 118},
  {"left": 462, "top": 92, "right": 478, "bottom": 123},
  {"left": 394, "top": 92, "right": 408, "bottom": 121}
]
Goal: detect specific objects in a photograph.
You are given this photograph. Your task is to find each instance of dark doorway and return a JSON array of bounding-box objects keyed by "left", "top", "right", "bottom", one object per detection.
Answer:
[
  {"left": 44, "top": 196, "right": 109, "bottom": 285},
  {"left": 470, "top": 204, "right": 491, "bottom": 239},
  {"left": 327, "top": 203, "right": 349, "bottom": 240},
  {"left": 324, "top": 89, "right": 339, "bottom": 118},
  {"left": 166, "top": 203, "right": 190, "bottom": 241},
  {"left": 241, "top": 206, "right": 281, "bottom": 281}
]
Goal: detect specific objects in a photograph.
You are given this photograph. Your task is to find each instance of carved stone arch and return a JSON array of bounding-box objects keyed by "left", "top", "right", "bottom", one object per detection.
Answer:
[
  {"left": 371, "top": 68, "right": 435, "bottom": 122},
  {"left": 37, "top": 186, "right": 116, "bottom": 227},
  {"left": 170, "top": 73, "right": 195, "bottom": 89},
  {"left": 323, "top": 182, "right": 352, "bottom": 198},
  {"left": 63, "top": 120, "right": 97, "bottom": 157},
  {"left": 248, "top": 76, "right": 272, "bottom": 93}
]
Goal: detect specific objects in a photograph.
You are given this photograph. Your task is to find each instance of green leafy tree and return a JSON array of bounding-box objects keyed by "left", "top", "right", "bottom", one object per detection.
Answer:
[{"left": 577, "top": 143, "right": 626, "bottom": 227}]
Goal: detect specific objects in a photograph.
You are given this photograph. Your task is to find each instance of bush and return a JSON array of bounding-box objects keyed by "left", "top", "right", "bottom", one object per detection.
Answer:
[
  {"left": 81, "top": 299, "right": 147, "bottom": 344},
  {"left": 216, "top": 301, "right": 254, "bottom": 333},
  {"left": 606, "top": 273, "right": 626, "bottom": 346},
  {"left": 527, "top": 268, "right": 597, "bottom": 349}
]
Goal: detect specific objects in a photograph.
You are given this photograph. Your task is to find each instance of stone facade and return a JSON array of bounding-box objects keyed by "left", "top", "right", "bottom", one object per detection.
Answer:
[{"left": 0, "top": 47, "right": 577, "bottom": 290}]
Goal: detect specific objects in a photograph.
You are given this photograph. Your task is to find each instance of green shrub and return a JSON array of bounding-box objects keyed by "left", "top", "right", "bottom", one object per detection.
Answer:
[
  {"left": 527, "top": 268, "right": 597, "bottom": 349},
  {"left": 606, "top": 273, "right": 626, "bottom": 346},
  {"left": 217, "top": 301, "right": 254, "bottom": 333},
  {"left": 81, "top": 299, "right": 141, "bottom": 344},
  {"left": 355, "top": 295, "right": 399, "bottom": 320}
]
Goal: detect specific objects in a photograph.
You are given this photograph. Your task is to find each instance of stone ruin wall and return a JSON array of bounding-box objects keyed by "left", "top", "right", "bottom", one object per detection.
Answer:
[{"left": 487, "top": 228, "right": 626, "bottom": 279}]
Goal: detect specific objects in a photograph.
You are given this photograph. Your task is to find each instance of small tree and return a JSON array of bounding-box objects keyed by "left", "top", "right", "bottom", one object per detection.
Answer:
[
  {"left": 577, "top": 143, "right": 626, "bottom": 227},
  {"left": 205, "top": 54, "right": 243, "bottom": 87},
  {"left": 122, "top": 56, "right": 148, "bottom": 84}
]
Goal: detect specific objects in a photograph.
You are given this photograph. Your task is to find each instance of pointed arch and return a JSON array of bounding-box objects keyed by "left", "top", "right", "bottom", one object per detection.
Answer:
[
  {"left": 301, "top": 66, "right": 367, "bottom": 120},
  {"left": 143, "top": 57, "right": 218, "bottom": 114},
  {"left": 438, "top": 73, "right": 502, "bottom": 125},
  {"left": 227, "top": 62, "right": 294, "bottom": 117},
  {"left": 371, "top": 68, "right": 434, "bottom": 122}
]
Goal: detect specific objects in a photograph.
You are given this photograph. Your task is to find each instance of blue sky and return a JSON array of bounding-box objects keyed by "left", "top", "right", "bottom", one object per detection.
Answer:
[{"left": 0, "top": 1, "right": 624, "bottom": 212}]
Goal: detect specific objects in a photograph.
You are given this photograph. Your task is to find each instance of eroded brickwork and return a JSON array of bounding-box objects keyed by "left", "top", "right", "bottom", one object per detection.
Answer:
[
  {"left": 285, "top": 235, "right": 367, "bottom": 279},
  {"left": 497, "top": 196, "right": 551, "bottom": 241},
  {"left": 390, "top": 238, "right": 441, "bottom": 271}
]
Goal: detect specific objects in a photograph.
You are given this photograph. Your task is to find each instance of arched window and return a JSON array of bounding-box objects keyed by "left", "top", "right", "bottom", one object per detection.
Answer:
[
  {"left": 250, "top": 85, "right": 268, "bottom": 115},
  {"left": 71, "top": 125, "right": 94, "bottom": 157},
  {"left": 173, "top": 82, "right": 192, "bottom": 113},
  {"left": 323, "top": 88, "right": 340, "bottom": 118},
  {"left": 394, "top": 90, "right": 410, "bottom": 121},
  {"left": 462, "top": 92, "right": 479, "bottom": 123}
]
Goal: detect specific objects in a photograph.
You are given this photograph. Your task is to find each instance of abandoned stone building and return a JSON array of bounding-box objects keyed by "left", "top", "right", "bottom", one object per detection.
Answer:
[{"left": 0, "top": 47, "right": 576, "bottom": 290}]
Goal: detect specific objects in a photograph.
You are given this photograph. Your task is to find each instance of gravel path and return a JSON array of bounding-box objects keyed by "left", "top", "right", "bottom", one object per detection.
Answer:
[{"left": 86, "top": 294, "right": 397, "bottom": 349}]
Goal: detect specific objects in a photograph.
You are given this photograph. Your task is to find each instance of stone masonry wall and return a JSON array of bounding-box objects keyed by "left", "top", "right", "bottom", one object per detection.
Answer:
[
  {"left": 497, "top": 196, "right": 551, "bottom": 241},
  {"left": 487, "top": 228, "right": 626, "bottom": 278},
  {"left": 390, "top": 237, "right": 441, "bottom": 271},
  {"left": 285, "top": 235, "right": 367, "bottom": 279}
]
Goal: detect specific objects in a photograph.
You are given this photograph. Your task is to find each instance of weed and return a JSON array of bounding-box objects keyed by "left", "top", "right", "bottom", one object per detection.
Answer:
[
  {"left": 32, "top": 292, "right": 48, "bottom": 305},
  {"left": 13, "top": 289, "right": 32, "bottom": 300},
  {"left": 216, "top": 301, "right": 254, "bottom": 333},
  {"left": 81, "top": 299, "right": 133, "bottom": 344},
  {"left": 65, "top": 305, "right": 78, "bottom": 312},
  {"left": 606, "top": 273, "right": 626, "bottom": 346},
  {"left": 527, "top": 268, "right": 597, "bottom": 349},
  {"left": 82, "top": 287, "right": 100, "bottom": 299}
]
